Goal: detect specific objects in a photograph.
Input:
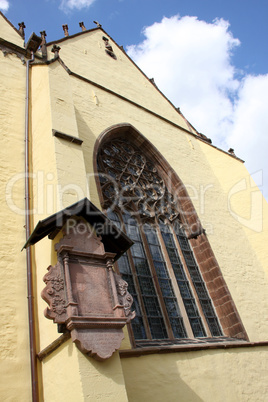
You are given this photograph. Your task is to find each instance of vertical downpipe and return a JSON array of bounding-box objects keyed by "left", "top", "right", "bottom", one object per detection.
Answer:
[{"left": 25, "top": 51, "right": 39, "bottom": 402}]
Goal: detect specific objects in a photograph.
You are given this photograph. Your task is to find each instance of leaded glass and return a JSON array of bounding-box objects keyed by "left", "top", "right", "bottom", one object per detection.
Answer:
[
  {"left": 170, "top": 318, "right": 188, "bottom": 338},
  {"left": 174, "top": 221, "right": 222, "bottom": 337},
  {"left": 148, "top": 317, "right": 168, "bottom": 339},
  {"left": 144, "top": 223, "right": 187, "bottom": 338},
  {"left": 107, "top": 211, "right": 147, "bottom": 340},
  {"left": 124, "top": 214, "right": 167, "bottom": 339},
  {"left": 159, "top": 222, "right": 206, "bottom": 337}
]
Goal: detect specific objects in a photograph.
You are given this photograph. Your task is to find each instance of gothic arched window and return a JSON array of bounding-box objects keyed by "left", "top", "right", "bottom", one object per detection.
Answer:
[{"left": 95, "top": 126, "right": 247, "bottom": 345}]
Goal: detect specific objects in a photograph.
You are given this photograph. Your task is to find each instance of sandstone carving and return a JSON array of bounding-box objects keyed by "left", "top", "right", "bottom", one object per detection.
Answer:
[
  {"left": 41, "top": 219, "right": 135, "bottom": 361},
  {"left": 115, "top": 274, "right": 136, "bottom": 322}
]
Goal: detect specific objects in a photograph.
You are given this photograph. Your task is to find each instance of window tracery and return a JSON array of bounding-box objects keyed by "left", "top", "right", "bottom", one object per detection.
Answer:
[
  {"left": 98, "top": 139, "right": 178, "bottom": 221},
  {"left": 97, "top": 137, "right": 222, "bottom": 342}
]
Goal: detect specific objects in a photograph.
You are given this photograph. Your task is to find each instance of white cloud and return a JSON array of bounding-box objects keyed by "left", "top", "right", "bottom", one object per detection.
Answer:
[
  {"left": 127, "top": 15, "right": 268, "bottom": 200},
  {"left": 0, "top": 0, "right": 9, "bottom": 11},
  {"left": 59, "top": 0, "right": 96, "bottom": 11},
  {"left": 127, "top": 15, "right": 240, "bottom": 145},
  {"left": 228, "top": 74, "right": 268, "bottom": 196}
]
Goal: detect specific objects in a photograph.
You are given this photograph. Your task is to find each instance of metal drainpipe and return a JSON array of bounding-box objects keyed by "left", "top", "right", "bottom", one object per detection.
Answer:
[{"left": 25, "top": 50, "right": 39, "bottom": 402}]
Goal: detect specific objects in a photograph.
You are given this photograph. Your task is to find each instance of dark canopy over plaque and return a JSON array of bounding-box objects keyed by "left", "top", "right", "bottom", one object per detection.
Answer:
[{"left": 23, "top": 197, "right": 133, "bottom": 261}]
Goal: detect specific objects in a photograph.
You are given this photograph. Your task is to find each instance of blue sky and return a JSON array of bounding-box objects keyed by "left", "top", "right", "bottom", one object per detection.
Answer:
[
  {"left": 1, "top": 0, "right": 268, "bottom": 208},
  {"left": 2, "top": 0, "right": 267, "bottom": 76}
]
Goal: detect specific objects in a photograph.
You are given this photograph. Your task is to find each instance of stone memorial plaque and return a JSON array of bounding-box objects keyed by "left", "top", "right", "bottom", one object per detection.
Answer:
[
  {"left": 69, "top": 262, "right": 113, "bottom": 316},
  {"left": 42, "top": 219, "right": 135, "bottom": 361}
]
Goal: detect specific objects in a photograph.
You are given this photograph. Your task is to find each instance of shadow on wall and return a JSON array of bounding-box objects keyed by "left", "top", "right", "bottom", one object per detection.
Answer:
[
  {"left": 120, "top": 347, "right": 268, "bottom": 402},
  {"left": 42, "top": 339, "right": 128, "bottom": 400},
  {"left": 78, "top": 346, "right": 130, "bottom": 400},
  {"left": 74, "top": 107, "right": 102, "bottom": 207},
  {"left": 74, "top": 107, "right": 96, "bottom": 172},
  {"left": 121, "top": 352, "right": 204, "bottom": 402}
]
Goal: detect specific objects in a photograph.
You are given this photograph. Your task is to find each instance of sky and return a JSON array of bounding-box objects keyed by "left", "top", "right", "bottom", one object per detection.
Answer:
[{"left": 1, "top": 0, "right": 268, "bottom": 203}]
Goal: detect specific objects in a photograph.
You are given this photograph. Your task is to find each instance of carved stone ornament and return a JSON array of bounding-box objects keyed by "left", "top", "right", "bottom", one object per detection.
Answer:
[
  {"left": 102, "top": 36, "right": 117, "bottom": 60},
  {"left": 41, "top": 219, "right": 135, "bottom": 361},
  {"left": 97, "top": 138, "right": 179, "bottom": 221}
]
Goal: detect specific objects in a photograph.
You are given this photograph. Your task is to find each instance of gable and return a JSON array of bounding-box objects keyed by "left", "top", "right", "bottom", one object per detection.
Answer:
[
  {"left": 0, "top": 12, "right": 24, "bottom": 48},
  {"left": 46, "top": 29, "right": 191, "bottom": 132}
]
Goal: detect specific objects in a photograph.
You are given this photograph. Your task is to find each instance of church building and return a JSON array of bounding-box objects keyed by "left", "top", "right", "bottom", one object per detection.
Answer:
[{"left": 0, "top": 12, "right": 268, "bottom": 401}]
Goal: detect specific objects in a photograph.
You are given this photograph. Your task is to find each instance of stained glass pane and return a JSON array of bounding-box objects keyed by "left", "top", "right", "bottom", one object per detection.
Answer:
[
  {"left": 170, "top": 318, "right": 187, "bottom": 338},
  {"left": 177, "top": 281, "right": 192, "bottom": 299},
  {"left": 148, "top": 317, "right": 168, "bottom": 339},
  {"left": 124, "top": 215, "right": 167, "bottom": 339},
  {"left": 144, "top": 223, "right": 187, "bottom": 338},
  {"left": 127, "top": 225, "right": 140, "bottom": 241},
  {"left": 190, "top": 318, "right": 206, "bottom": 338},
  {"left": 106, "top": 211, "right": 147, "bottom": 340},
  {"left": 207, "top": 318, "right": 222, "bottom": 336},
  {"left": 158, "top": 279, "right": 175, "bottom": 297},
  {"left": 160, "top": 222, "right": 206, "bottom": 338},
  {"left": 131, "top": 242, "right": 145, "bottom": 258},
  {"left": 132, "top": 317, "right": 146, "bottom": 339},
  {"left": 200, "top": 300, "right": 215, "bottom": 317},
  {"left": 143, "top": 296, "right": 163, "bottom": 316},
  {"left": 184, "top": 299, "right": 199, "bottom": 318},
  {"left": 165, "top": 247, "right": 178, "bottom": 264},
  {"left": 138, "top": 277, "right": 158, "bottom": 296},
  {"left": 154, "top": 261, "right": 168, "bottom": 278},
  {"left": 194, "top": 282, "right": 209, "bottom": 299},
  {"left": 173, "top": 222, "right": 222, "bottom": 337},
  {"left": 164, "top": 299, "right": 180, "bottom": 317},
  {"left": 117, "top": 255, "right": 131, "bottom": 275},
  {"left": 133, "top": 257, "right": 151, "bottom": 276},
  {"left": 143, "top": 227, "right": 158, "bottom": 244},
  {"left": 171, "top": 263, "right": 185, "bottom": 280},
  {"left": 107, "top": 210, "right": 120, "bottom": 222},
  {"left": 149, "top": 245, "right": 163, "bottom": 261}
]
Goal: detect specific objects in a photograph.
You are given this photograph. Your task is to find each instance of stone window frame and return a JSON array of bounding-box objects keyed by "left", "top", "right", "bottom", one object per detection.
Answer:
[{"left": 93, "top": 123, "right": 248, "bottom": 347}]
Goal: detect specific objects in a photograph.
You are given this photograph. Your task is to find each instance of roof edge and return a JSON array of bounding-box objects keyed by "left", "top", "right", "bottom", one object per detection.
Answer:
[{"left": 46, "top": 26, "right": 100, "bottom": 46}]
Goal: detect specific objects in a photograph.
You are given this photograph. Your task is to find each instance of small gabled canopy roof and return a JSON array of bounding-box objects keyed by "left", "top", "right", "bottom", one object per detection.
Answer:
[{"left": 23, "top": 198, "right": 133, "bottom": 261}]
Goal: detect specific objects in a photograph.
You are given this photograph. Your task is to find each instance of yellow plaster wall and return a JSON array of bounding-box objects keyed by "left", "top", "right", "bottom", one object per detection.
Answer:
[
  {"left": 48, "top": 61, "right": 89, "bottom": 209},
  {"left": 49, "top": 62, "right": 80, "bottom": 139},
  {"left": 31, "top": 64, "right": 59, "bottom": 224},
  {"left": 31, "top": 64, "right": 63, "bottom": 399},
  {"left": 0, "top": 13, "right": 24, "bottom": 48},
  {"left": 42, "top": 339, "right": 128, "bottom": 402},
  {"left": 31, "top": 62, "right": 89, "bottom": 218},
  {"left": 121, "top": 347, "right": 268, "bottom": 402},
  {"left": 189, "top": 140, "right": 268, "bottom": 342},
  {"left": 46, "top": 30, "right": 190, "bottom": 132},
  {"left": 0, "top": 51, "right": 31, "bottom": 400},
  {"left": 198, "top": 141, "right": 268, "bottom": 273}
]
